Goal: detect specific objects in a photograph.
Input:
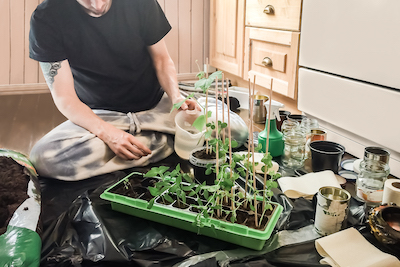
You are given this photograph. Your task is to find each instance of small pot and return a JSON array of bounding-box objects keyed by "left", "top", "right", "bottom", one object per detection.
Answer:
[
  {"left": 309, "top": 141, "right": 345, "bottom": 173},
  {"left": 287, "top": 114, "right": 307, "bottom": 123},
  {"left": 189, "top": 147, "right": 225, "bottom": 185}
]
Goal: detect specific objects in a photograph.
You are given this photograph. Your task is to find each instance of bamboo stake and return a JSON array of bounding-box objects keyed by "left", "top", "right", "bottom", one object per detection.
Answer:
[
  {"left": 221, "top": 74, "right": 226, "bottom": 142},
  {"left": 226, "top": 81, "right": 234, "bottom": 212},
  {"left": 263, "top": 79, "right": 273, "bottom": 211},
  {"left": 245, "top": 79, "right": 252, "bottom": 200},
  {"left": 205, "top": 58, "right": 209, "bottom": 78},
  {"left": 215, "top": 76, "right": 219, "bottom": 177},
  {"left": 251, "top": 75, "right": 258, "bottom": 228},
  {"left": 206, "top": 90, "right": 209, "bottom": 154},
  {"left": 205, "top": 58, "right": 209, "bottom": 153},
  {"left": 215, "top": 76, "right": 220, "bottom": 218}
]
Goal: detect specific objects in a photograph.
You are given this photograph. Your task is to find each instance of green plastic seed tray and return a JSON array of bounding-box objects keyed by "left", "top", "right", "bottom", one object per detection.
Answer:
[{"left": 100, "top": 172, "right": 283, "bottom": 250}]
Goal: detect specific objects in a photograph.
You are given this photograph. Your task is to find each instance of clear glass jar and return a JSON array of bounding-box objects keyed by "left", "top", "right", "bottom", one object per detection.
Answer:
[
  {"left": 300, "top": 118, "right": 319, "bottom": 158},
  {"left": 282, "top": 129, "right": 307, "bottom": 169},
  {"left": 356, "top": 160, "right": 390, "bottom": 205},
  {"left": 281, "top": 119, "right": 300, "bottom": 135}
]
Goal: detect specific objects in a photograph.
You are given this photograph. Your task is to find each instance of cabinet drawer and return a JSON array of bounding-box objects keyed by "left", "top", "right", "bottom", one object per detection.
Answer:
[
  {"left": 244, "top": 27, "right": 300, "bottom": 99},
  {"left": 246, "top": 0, "right": 302, "bottom": 31}
]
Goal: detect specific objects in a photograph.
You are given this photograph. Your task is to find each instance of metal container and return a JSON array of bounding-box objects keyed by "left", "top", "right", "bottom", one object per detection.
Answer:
[
  {"left": 314, "top": 186, "right": 351, "bottom": 236},
  {"left": 252, "top": 95, "right": 269, "bottom": 124},
  {"left": 364, "top": 147, "right": 390, "bottom": 164}
]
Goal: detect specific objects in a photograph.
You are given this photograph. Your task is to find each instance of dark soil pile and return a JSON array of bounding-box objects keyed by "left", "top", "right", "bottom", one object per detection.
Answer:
[{"left": 0, "top": 156, "right": 29, "bottom": 235}]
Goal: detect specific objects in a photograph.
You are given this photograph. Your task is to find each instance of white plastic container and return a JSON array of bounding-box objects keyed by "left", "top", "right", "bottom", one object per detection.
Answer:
[
  {"left": 174, "top": 110, "right": 205, "bottom": 160},
  {"left": 228, "top": 86, "right": 249, "bottom": 110}
]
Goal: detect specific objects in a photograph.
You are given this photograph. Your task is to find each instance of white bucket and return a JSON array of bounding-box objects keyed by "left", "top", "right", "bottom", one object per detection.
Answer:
[{"left": 174, "top": 110, "right": 205, "bottom": 160}]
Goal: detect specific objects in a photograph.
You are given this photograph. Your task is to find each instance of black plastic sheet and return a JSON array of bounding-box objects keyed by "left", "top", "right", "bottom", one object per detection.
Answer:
[{"left": 39, "top": 153, "right": 400, "bottom": 267}]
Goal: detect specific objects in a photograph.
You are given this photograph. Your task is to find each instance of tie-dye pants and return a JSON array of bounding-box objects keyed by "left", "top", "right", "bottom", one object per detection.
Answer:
[{"left": 30, "top": 93, "right": 249, "bottom": 181}]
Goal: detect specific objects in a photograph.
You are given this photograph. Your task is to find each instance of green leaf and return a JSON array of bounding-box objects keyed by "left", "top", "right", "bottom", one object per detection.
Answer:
[
  {"left": 204, "top": 130, "right": 212, "bottom": 139},
  {"left": 182, "top": 173, "right": 192, "bottom": 183},
  {"left": 231, "top": 140, "right": 238, "bottom": 148},
  {"left": 164, "top": 194, "right": 174, "bottom": 203},
  {"left": 169, "top": 184, "right": 178, "bottom": 193},
  {"left": 196, "top": 71, "right": 206, "bottom": 79},
  {"left": 202, "top": 185, "right": 219, "bottom": 192},
  {"left": 192, "top": 114, "right": 206, "bottom": 132},
  {"left": 170, "top": 93, "right": 195, "bottom": 112},
  {"left": 144, "top": 168, "right": 159, "bottom": 178},
  {"left": 179, "top": 191, "right": 186, "bottom": 203},
  {"left": 250, "top": 203, "right": 255, "bottom": 211},
  {"left": 147, "top": 198, "right": 155, "bottom": 209},
  {"left": 230, "top": 214, "right": 237, "bottom": 223},
  {"left": 148, "top": 187, "right": 160, "bottom": 197}
]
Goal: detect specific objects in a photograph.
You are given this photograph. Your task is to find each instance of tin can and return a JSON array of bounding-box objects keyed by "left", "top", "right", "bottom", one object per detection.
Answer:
[
  {"left": 314, "top": 186, "right": 351, "bottom": 236},
  {"left": 252, "top": 95, "right": 269, "bottom": 124}
]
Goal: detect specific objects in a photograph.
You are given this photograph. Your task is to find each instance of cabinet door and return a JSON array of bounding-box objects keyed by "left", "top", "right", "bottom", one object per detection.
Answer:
[
  {"left": 299, "top": 0, "right": 400, "bottom": 89},
  {"left": 209, "top": 0, "right": 245, "bottom": 77},
  {"left": 244, "top": 27, "right": 300, "bottom": 99}
]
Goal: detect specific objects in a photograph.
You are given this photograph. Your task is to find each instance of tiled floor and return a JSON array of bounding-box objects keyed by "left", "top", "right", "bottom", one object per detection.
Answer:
[{"left": 0, "top": 93, "right": 66, "bottom": 156}]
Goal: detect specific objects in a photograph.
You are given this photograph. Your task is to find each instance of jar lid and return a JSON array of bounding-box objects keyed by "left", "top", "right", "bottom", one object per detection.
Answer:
[
  {"left": 364, "top": 147, "right": 390, "bottom": 164},
  {"left": 338, "top": 170, "right": 358, "bottom": 182}
]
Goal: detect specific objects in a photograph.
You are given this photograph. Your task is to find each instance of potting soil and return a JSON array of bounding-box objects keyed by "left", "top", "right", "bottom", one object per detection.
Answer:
[{"left": 0, "top": 156, "right": 29, "bottom": 235}]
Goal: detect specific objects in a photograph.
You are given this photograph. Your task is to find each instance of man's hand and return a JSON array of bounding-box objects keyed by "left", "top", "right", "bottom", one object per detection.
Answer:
[
  {"left": 102, "top": 126, "right": 152, "bottom": 160},
  {"left": 176, "top": 97, "right": 201, "bottom": 112}
]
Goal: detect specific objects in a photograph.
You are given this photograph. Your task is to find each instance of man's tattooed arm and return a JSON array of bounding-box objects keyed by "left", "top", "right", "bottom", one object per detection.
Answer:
[{"left": 40, "top": 61, "right": 62, "bottom": 91}]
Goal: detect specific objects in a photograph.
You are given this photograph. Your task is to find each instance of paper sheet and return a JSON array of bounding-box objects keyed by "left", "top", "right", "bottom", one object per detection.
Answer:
[
  {"left": 315, "top": 227, "right": 400, "bottom": 267},
  {"left": 277, "top": 170, "right": 341, "bottom": 199}
]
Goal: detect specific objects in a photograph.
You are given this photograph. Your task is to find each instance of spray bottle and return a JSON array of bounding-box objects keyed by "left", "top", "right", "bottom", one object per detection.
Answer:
[{"left": 258, "top": 100, "right": 284, "bottom": 157}]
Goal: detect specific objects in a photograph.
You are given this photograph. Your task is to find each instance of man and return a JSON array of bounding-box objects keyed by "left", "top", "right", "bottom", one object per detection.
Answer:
[{"left": 29, "top": 0, "right": 198, "bottom": 180}]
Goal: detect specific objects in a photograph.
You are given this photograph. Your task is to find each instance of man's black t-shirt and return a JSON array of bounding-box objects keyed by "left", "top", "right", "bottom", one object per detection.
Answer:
[{"left": 29, "top": 0, "right": 171, "bottom": 113}]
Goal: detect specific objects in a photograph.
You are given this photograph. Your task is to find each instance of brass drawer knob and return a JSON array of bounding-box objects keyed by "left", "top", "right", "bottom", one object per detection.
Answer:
[
  {"left": 262, "top": 57, "right": 273, "bottom": 67},
  {"left": 263, "top": 5, "right": 275, "bottom": 15}
]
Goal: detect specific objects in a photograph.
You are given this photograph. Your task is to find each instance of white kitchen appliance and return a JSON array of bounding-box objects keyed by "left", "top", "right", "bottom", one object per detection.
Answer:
[{"left": 298, "top": 0, "right": 400, "bottom": 177}]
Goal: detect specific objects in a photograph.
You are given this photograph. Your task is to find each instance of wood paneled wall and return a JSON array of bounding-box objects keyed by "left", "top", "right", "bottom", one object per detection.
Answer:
[
  {"left": 0, "top": 0, "right": 209, "bottom": 95},
  {"left": 158, "top": 0, "right": 210, "bottom": 79}
]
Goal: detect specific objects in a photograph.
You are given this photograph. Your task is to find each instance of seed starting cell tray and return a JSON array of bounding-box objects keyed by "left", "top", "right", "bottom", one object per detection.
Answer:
[{"left": 100, "top": 172, "right": 283, "bottom": 250}]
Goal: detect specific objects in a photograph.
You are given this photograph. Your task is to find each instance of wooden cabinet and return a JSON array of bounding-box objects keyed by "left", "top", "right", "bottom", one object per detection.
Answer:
[
  {"left": 209, "top": 0, "right": 245, "bottom": 77},
  {"left": 210, "top": 0, "right": 302, "bottom": 100}
]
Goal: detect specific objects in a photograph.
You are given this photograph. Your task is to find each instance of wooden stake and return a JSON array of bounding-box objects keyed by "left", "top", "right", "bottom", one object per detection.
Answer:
[
  {"left": 245, "top": 79, "right": 252, "bottom": 200},
  {"left": 251, "top": 75, "right": 258, "bottom": 228},
  {"left": 215, "top": 76, "right": 219, "bottom": 179},
  {"left": 222, "top": 74, "right": 226, "bottom": 142},
  {"left": 206, "top": 90, "right": 209, "bottom": 154},
  {"left": 205, "top": 58, "right": 209, "bottom": 78},
  {"left": 263, "top": 78, "right": 273, "bottom": 211},
  {"left": 226, "top": 82, "right": 234, "bottom": 212}
]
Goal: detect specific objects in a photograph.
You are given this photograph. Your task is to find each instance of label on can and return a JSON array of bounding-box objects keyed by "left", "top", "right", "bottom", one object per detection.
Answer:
[
  {"left": 314, "top": 199, "right": 348, "bottom": 236},
  {"left": 356, "top": 187, "right": 383, "bottom": 203}
]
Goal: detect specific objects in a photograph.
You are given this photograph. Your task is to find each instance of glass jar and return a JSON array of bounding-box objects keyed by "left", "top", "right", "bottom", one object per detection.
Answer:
[
  {"left": 356, "top": 160, "right": 390, "bottom": 205},
  {"left": 281, "top": 119, "right": 300, "bottom": 135},
  {"left": 300, "top": 118, "right": 319, "bottom": 158},
  {"left": 282, "top": 129, "right": 307, "bottom": 169}
]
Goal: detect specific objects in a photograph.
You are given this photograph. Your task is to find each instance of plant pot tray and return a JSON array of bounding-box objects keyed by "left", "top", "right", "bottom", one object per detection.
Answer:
[{"left": 100, "top": 172, "right": 283, "bottom": 250}]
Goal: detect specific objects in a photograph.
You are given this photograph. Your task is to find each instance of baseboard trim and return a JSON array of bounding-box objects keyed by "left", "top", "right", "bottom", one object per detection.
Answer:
[{"left": 0, "top": 83, "right": 49, "bottom": 95}]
